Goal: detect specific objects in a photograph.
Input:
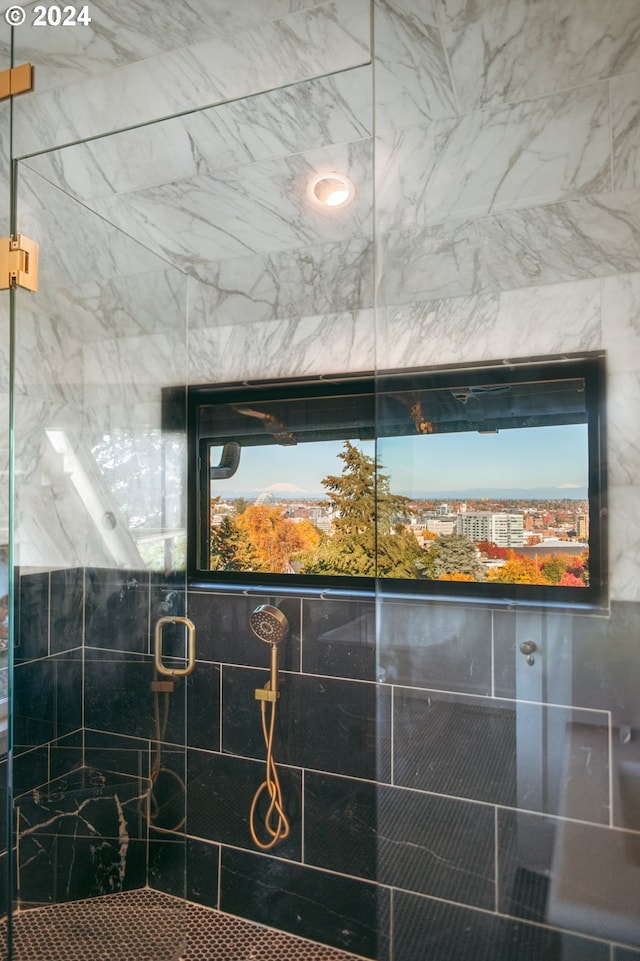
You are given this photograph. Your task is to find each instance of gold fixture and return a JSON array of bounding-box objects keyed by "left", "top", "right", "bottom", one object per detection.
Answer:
[
  {"left": 144, "top": 613, "right": 197, "bottom": 834},
  {"left": 1, "top": 234, "right": 39, "bottom": 292},
  {"left": 255, "top": 685, "right": 278, "bottom": 703},
  {"left": 154, "top": 615, "right": 196, "bottom": 677},
  {"left": 0, "top": 63, "right": 34, "bottom": 100},
  {"left": 249, "top": 604, "right": 291, "bottom": 850}
]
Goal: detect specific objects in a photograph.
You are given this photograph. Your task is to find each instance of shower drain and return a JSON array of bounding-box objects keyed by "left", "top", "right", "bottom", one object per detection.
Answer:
[{"left": 0, "top": 888, "right": 367, "bottom": 961}]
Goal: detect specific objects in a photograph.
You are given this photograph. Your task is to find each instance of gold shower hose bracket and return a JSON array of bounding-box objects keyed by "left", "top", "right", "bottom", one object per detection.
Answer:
[
  {"left": 154, "top": 616, "right": 196, "bottom": 677},
  {"left": 255, "top": 684, "right": 278, "bottom": 702}
]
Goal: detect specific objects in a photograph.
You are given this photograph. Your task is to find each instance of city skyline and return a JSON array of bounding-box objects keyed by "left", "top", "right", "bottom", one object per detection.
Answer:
[{"left": 210, "top": 423, "right": 589, "bottom": 499}]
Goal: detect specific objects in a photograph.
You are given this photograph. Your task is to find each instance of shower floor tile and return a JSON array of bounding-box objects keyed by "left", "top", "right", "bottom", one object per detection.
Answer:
[{"left": 0, "top": 888, "right": 368, "bottom": 960}]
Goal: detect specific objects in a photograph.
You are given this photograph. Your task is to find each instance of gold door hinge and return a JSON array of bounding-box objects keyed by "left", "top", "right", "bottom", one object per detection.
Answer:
[
  {"left": 0, "top": 63, "right": 34, "bottom": 101},
  {"left": 1, "top": 235, "right": 39, "bottom": 292}
]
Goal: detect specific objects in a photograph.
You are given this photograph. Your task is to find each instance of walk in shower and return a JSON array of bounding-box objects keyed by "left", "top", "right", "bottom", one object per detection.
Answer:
[{"left": 2, "top": 2, "right": 639, "bottom": 960}]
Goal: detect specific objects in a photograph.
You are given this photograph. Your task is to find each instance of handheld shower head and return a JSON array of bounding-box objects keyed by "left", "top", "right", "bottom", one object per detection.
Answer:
[
  {"left": 250, "top": 604, "right": 288, "bottom": 702},
  {"left": 250, "top": 604, "right": 289, "bottom": 646},
  {"left": 249, "top": 603, "right": 292, "bottom": 850}
]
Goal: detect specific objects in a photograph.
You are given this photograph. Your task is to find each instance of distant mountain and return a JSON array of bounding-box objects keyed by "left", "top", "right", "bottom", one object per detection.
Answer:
[
  {"left": 250, "top": 482, "right": 310, "bottom": 494},
  {"left": 221, "top": 488, "right": 325, "bottom": 500},
  {"left": 400, "top": 486, "right": 589, "bottom": 500},
  {"left": 217, "top": 484, "right": 588, "bottom": 502}
]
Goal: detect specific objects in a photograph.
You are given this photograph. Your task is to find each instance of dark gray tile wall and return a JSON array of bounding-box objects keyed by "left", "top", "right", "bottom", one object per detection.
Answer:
[{"left": 9, "top": 568, "right": 640, "bottom": 957}]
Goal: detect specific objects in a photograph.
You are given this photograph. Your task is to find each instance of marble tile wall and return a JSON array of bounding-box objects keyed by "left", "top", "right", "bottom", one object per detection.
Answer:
[
  {"left": 5, "top": 0, "right": 323, "bottom": 92},
  {"left": 12, "top": 570, "right": 640, "bottom": 957},
  {"left": 372, "top": 0, "right": 640, "bottom": 608},
  {"left": 8, "top": 164, "right": 189, "bottom": 570},
  {"left": 366, "top": 5, "right": 639, "bottom": 955},
  {"left": 11, "top": 0, "right": 637, "bottom": 587},
  {"left": 7, "top": 60, "right": 376, "bottom": 565},
  {"left": 8, "top": 0, "right": 371, "bottom": 157}
]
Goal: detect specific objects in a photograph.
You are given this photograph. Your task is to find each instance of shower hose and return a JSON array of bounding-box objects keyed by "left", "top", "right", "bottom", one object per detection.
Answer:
[
  {"left": 144, "top": 682, "right": 187, "bottom": 833},
  {"left": 249, "top": 683, "right": 291, "bottom": 850}
]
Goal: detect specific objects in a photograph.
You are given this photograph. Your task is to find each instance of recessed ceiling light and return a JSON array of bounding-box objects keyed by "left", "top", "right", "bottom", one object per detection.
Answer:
[{"left": 308, "top": 174, "right": 354, "bottom": 208}]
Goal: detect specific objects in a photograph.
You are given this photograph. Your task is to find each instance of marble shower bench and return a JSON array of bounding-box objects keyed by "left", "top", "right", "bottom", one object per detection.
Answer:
[{"left": 14, "top": 767, "right": 151, "bottom": 907}]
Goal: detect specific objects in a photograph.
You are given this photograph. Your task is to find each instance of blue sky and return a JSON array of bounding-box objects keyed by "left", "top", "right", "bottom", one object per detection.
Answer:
[{"left": 211, "top": 423, "right": 589, "bottom": 497}]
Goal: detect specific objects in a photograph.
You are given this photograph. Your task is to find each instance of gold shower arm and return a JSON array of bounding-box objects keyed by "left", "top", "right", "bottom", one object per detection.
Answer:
[{"left": 154, "top": 616, "right": 196, "bottom": 677}]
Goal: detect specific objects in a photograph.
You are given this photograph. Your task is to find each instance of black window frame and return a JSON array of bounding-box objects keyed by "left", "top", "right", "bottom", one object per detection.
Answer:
[{"left": 170, "top": 352, "right": 608, "bottom": 608}]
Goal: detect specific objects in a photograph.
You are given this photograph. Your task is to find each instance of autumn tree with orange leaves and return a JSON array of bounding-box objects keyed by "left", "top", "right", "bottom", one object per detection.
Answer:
[
  {"left": 485, "top": 551, "right": 550, "bottom": 585},
  {"left": 234, "top": 504, "right": 321, "bottom": 573}
]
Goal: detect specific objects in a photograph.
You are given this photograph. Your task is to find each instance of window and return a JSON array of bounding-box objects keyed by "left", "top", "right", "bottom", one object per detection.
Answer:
[{"left": 173, "top": 353, "right": 607, "bottom": 606}]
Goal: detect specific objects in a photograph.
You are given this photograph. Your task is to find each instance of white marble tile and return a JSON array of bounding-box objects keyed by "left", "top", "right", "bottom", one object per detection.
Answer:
[
  {"left": 374, "top": 0, "right": 457, "bottom": 132},
  {"left": 7, "top": 0, "right": 320, "bottom": 92},
  {"left": 82, "top": 399, "right": 170, "bottom": 436},
  {"left": 11, "top": 390, "right": 179, "bottom": 568},
  {"left": 188, "top": 309, "right": 375, "bottom": 384},
  {"left": 0, "top": 391, "right": 7, "bottom": 541},
  {"left": 21, "top": 122, "right": 373, "bottom": 285},
  {"left": 379, "top": 279, "right": 602, "bottom": 369},
  {"left": 14, "top": 484, "right": 94, "bottom": 568},
  {"left": 494, "top": 280, "right": 602, "bottom": 357},
  {"left": 12, "top": 385, "right": 180, "bottom": 574},
  {"left": 601, "top": 272, "right": 640, "bottom": 373},
  {"left": 437, "top": 0, "right": 640, "bottom": 111},
  {"left": 0, "top": 297, "right": 7, "bottom": 540},
  {"left": 608, "top": 484, "right": 640, "bottom": 602},
  {"left": 13, "top": 302, "right": 85, "bottom": 398},
  {"left": 0, "top": 18, "right": 9, "bottom": 66},
  {"left": 11, "top": 173, "right": 187, "bottom": 408},
  {"left": 16, "top": 171, "right": 166, "bottom": 287},
  {"left": 378, "top": 220, "right": 490, "bottom": 305},
  {"left": 607, "top": 371, "right": 640, "bottom": 487},
  {"left": 611, "top": 73, "right": 640, "bottom": 191},
  {"left": 12, "top": 0, "right": 371, "bottom": 156},
  {"left": 377, "top": 293, "right": 501, "bottom": 369},
  {"left": 0, "top": 102, "right": 9, "bottom": 228},
  {"left": 90, "top": 137, "right": 373, "bottom": 268},
  {"left": 376, "top": 83, "right": 611, "bottom": 232},
  {"left": 22, "top": 68, "right": 372, "bottom": 205},
  {"left": 13, "top": 303, "right": 185, "bottom": 454},
  {"left": 13, "top": 396, "right": 84, "bottom": 485},
  {"left": 188, "top": 237, "right": 373, "bottom": 329},
  {"left": 477, "top": 190, "right": 640, "bottom": 290},
  {"left": 12, "top": 271, "right": 187, "bottom": 361},
  {"left": 187, "top": 0, "right": 370, "bottom": 107},
  {"left": 0, "top": 296, "right": 8, "bottom": 396},
  {"left": 15, "top": 467, "right": 136, "bottom": 569},
  {"left": 84, "top": 331, "right": 187, "bottom": 395}
]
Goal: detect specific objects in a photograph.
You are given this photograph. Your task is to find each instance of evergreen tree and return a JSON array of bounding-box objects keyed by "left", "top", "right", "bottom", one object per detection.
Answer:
[
  {"left": 420, "top": 533, "right": 484, "bottom": 581},
  {"left": 298, "top": 441, "right": 422, "bottom": 577},
  {"left": 210, "top": 514, "right": 242, "bottom": 570}
]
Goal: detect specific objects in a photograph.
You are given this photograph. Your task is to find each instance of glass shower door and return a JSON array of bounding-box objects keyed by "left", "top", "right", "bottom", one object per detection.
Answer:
[
  {"left": 8, "top": 158, "right": 190, "bottom": 958},
  {"left": 6, "top": 50, "right": 374, "bottom": 956},
  {"left": 0, "top": 51, "right": 11, "bottom": 961}
]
